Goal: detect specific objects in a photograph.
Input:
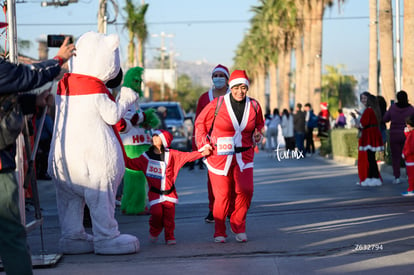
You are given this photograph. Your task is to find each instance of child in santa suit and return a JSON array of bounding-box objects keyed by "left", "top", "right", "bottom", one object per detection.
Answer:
[
  {"left": 125, "top": 130, "right": 211, "bottom": 244},
  {"left": 402, "top": 114, "right": 414, "bottom": 196}
]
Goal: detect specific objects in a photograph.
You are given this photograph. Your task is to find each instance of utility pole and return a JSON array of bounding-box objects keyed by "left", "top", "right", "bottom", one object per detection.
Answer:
[
  {"left": 98, "top": 0, "right": 107, "bottom": 34},
  {"left": 151, "top": 32, "right": 174, "bottom": 100},
  {"left": 395, "top": 0, "right": 401, "bottom": 92}
]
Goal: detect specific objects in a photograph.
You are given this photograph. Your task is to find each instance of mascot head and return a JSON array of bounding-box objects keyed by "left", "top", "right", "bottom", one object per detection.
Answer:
[{"left": 69, "top": 31, "right": 120, "bottom": 84}]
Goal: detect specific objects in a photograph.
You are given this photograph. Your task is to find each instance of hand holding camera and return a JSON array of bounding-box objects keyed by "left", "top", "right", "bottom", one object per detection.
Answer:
[{"left": 48, "top": 35, "right": 76, "bottom": 64}]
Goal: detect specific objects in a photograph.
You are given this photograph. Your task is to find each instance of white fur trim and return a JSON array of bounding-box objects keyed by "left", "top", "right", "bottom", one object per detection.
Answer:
[
  {"left": 154, "top": 130, "right": 168, "bottom": 148},
  {"left": 149, "top": 196, "right": 178, "bottom": 206},
  {"left": 229, "top": 78, "right": 249, "bottom": 89},
  {"left": 213, "top": 67, "right": 229, "bottom": 79},
  {"left": 198, "top": 144, "right": 212, "bottom": 152}
]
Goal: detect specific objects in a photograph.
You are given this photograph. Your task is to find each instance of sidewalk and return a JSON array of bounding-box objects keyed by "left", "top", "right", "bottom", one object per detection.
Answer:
[{"left": 5, "top": 151, "right": 414, "bottom": 274}]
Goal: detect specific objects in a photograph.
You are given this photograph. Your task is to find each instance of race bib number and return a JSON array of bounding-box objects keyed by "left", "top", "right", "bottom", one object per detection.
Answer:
[
  {"left": 147, "top": 160, "right": 164, "bottom": 179},
  {"left": 217, "top": 137, "right": 235, "bottom": 155}
]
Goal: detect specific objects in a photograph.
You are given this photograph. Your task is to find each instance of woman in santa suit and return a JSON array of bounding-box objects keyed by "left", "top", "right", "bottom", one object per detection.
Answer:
[
  {"left": 357, "top": 91, "right": 384, "bottom": 187},
  {"left": 195, "top": 70, "right": 265, "bottom": 243}
]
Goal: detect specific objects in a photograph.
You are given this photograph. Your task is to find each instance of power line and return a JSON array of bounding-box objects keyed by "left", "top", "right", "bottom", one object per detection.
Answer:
[{"left": 16, "top": 15, "right": 377, "bottom": 27}]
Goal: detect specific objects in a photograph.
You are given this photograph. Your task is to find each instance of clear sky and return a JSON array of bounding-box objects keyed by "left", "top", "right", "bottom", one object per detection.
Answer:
[{"left": 7, "top": 0, "right": 383, "bottom": 76}]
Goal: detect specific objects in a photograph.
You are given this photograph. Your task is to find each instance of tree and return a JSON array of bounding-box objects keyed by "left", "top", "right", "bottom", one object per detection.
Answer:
[
  {"left": 378, "top": 0, "right": 395, "bottom": 104},
  {"left": 368, "top": 0, "right": 379, "bottom": 95},
  {"left": 124, "top": 1, "right": 149, "bottom": 68},
  {"left": 175, "top": 74, "right": 207, "bottom": 112},
  {"left": 321, "top": 65, "right": 357, "bottom": 113},
  {"left": 402, "top": 0, "right": 414, "bottom": 103}
]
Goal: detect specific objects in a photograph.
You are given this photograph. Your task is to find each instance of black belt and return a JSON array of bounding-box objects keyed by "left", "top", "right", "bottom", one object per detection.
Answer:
[
  {"left": 234, "top": 146, "right": 252, "bottom": 153},
  {"left": 364, "top": 124, "right": 378, "bottom": 129},
  {"left": 150, "top": 185, "right": 175, "bottom": 195}
]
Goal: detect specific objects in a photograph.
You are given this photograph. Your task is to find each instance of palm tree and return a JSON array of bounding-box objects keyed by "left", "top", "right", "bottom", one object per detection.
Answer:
[
  {"left": 378, "top": 0, "right": 395, "bottom": 104},
  {"left": 124, "top": 1, "right": 149, "bottom": 68},
  {"left": 402, "top": 0, "right": 414, "bottom": 103},
  {"left": 368, "top": 0, "right": 379, "bottom": 95},
  {"left": 294, "top": 0, "right": 305, "bottom": 107}
]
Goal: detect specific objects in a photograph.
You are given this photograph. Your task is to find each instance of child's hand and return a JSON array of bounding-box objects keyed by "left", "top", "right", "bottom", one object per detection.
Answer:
[{"left": 201, "top": 145, "right": 212, "bottom": 156}]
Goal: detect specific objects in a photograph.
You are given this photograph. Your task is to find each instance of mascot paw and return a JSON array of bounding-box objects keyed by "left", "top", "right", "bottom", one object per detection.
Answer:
[
  {"left": 94, "top": 234, "right": 140, "bottom": 255},
  {"left": 59, "top": 234, "right": 94, "bottom": 255},
  {"left": 142, "top": 108, "right": 160, "bottom": 129},
  {"left": 123, "top": 67, "right": 144, "bottom": 97}
]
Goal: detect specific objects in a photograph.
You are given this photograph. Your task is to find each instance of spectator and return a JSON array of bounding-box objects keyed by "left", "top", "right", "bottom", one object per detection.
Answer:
[
  {"left": 35, "top": 107, "right": 54, "bottom": 180},
  {"left": 0, "top": 34, "right": 74, "bottom": 275},
  {"left": 281, "top": 108, "right": 295, "bottom": 151},
  {"left": 317, "top": 102, "right": 330, "bottom": 137},
  {"left": 334, "top": 108, "right": 347, "bottom": 128},
  {"left": 293, "top": 103, "right": 306, "bottom": 154},
  {"left": 304, "top": 103, "right": 317, "bottom": 156},
  {"left": 377, "top": 95, "right": 387, "bottom": 144},
  {"left": 156, "top": 106, "right": 168, "bottom": 130},
  {"left": 356, "top": 92, "right": 384, "bottom": 187},
  {"left": 383, "top": 90, "right": 414, "bottom": 184},
  {"left": 266, "top": 108, "right": 280, "bottom": 151}
]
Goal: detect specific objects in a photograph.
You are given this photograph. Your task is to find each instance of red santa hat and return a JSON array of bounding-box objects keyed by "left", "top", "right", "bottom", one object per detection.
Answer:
[
  {"left": 229, "top": 70, "right": 249, "bottom": 89},
  {"left": 212, "top": 64, "right": 230, "bottom": 79},
  {"left": 153, "top": 129, "right": 173, "bottom": 148},
  {"left": 320, "top": 102, "right": 328, "bottom": 110}
]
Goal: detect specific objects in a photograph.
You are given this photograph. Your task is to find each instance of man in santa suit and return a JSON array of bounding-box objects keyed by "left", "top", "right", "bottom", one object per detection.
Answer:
[
  {"left": 190, "top": 64, "right": 231, "bottom": 223},
  {"left": 195, "top": 70, "right": 265, "bottom": 243}
]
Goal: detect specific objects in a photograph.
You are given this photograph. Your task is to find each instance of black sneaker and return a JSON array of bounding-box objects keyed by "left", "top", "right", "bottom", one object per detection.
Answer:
[{"left": 205, "top": 211, "right": 214, "bottom": 223}]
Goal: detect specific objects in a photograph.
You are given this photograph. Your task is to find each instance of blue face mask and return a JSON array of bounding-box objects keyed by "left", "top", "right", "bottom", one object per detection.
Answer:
[{"left": 212, "top": 77, "right": 227, "bottom": 89}]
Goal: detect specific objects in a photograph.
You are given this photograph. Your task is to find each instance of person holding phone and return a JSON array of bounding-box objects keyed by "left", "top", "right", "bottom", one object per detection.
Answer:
[{"left": 0, "top": 33, "right": 74, "bottom": 275}]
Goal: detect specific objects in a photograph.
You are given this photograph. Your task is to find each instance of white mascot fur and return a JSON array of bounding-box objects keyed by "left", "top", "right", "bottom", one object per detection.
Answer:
[{"left": 48, "top": 31, "right": 140, "bottom": 255}]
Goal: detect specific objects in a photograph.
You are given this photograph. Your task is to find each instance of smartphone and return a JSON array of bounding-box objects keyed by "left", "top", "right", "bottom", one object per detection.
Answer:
[{"left": 47, "top": 35, "right": 73, "bottom": 47}]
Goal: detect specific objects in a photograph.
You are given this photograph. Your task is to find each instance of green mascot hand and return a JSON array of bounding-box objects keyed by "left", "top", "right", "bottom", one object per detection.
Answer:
[
  {"left": 141, "top": 108, "right": 160, "bottom": 129},
  {"left": 123, "top": 67, "right": 144, "bottom": 97}
]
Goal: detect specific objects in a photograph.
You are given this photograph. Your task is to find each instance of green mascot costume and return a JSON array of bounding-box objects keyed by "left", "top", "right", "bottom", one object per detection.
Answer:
[{"left": 116, "top": 67, "right": 160, "bottom": 214}]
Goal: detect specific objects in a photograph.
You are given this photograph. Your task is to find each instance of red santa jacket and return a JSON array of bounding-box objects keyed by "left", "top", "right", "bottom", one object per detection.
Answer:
[
  {"left": 125, "top": 149, "right": 202, "bottom": 206},
  {"left": 403, "top": 129, "right": 414, "bottom": 166},
  {"left": 192, "top": 88, "right": 230, "bottom": 151},
  {"left": 195, "top": 93, "right": 264, "bottom": 176},
  {"left": 358, "top": 107, "right": 384, "bottom": 151}
]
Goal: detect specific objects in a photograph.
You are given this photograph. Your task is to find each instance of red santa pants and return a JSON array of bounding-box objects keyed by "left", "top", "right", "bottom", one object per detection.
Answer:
[
  {"left": 209, "top": 158, "right": 253, "bottom": 237},
  {"left": 207, "top": 173, "right": 236, "bottom": 215},
  {"left": 407, "top": 165, "right": 414, "bottom": 192},
  {"left": 149, "top": 201, "right": 176, "bottom": 242}
]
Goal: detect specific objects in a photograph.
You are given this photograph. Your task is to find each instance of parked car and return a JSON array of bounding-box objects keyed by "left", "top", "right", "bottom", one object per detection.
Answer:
[{"left": 139, "top": 101, "right": 194, "bottom": 151}]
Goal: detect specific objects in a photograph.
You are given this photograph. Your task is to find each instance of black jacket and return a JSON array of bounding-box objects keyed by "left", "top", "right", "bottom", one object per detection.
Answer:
[{"left": 0, "top": 57, "right": 62, "bottom": 172}]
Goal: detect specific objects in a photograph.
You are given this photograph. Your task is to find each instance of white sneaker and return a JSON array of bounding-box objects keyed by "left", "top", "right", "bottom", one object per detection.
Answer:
[
  {"left": 359, "top": 179, "right": 369, "bottom": 187},
  {"left": 214, "top": 236, "right": 226, "bottom": 243},
  {"left": 371, "top": 178, "right": 382, "bottom": 186},
  {"left": 235, "top": 233, "right": 248, "bottom": 243},
  {"left": 393, "top": 178, "right": 401, "bottom": 184},
  {"left": 167, "top": 239, "right": 176, "bottom": 245}
]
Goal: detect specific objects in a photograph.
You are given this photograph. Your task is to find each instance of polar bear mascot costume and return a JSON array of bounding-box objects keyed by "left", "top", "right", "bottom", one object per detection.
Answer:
[{"left": 48, "top": 31, "right": 140, "bottom": 255}]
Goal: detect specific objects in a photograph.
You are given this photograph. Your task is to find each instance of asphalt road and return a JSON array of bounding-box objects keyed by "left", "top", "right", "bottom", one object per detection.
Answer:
[{"left": 14, "top": 150, "right": 414, "bottom": 274}]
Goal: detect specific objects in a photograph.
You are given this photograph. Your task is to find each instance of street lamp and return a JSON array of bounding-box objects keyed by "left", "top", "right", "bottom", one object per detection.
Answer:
[
  {"left": 41, "top": 0, "right": 78, "bottom": 7},
  {"left": 151, "top": 32, "right": 174, "bottom": 100}
]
